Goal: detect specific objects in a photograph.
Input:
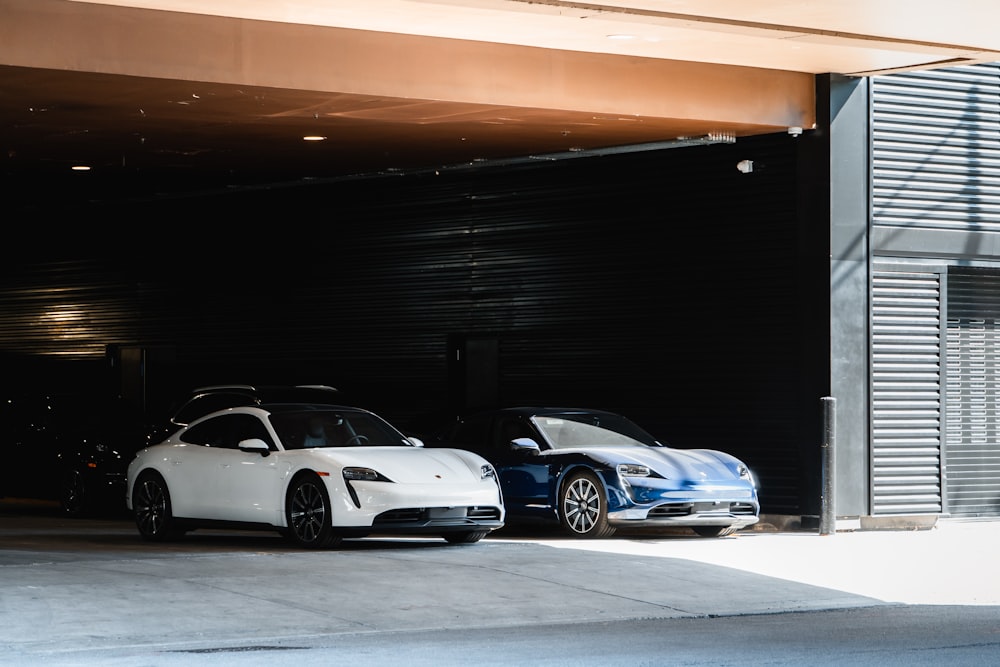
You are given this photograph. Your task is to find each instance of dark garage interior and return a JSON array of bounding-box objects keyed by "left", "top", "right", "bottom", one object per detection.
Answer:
[{"left": 2, "top": 131, "right": 824, "bottom": 517}]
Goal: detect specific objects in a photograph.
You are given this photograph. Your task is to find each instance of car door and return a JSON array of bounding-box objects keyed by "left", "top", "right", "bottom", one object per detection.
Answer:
[
  {"left": 172, "top": 413, "right": 280, "bottom": 521},
  {"left": 487, "top": 415, "right": 554, "bottom": 519},
  {"left": 215, "top": 413, "right": 283, "bottom": 524},
  {"left": 165, "top": 416, "right": 232, "bottom": 518}
]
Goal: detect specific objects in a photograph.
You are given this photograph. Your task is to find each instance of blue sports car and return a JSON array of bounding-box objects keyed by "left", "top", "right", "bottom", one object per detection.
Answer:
[{"left": 427, "top": 407, "right": 759, "bottom": 538}]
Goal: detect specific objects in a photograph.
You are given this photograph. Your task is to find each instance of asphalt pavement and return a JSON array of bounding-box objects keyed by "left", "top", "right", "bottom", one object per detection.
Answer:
[{"left": 1, "top": 500, "right": 998, "bottom": 665}]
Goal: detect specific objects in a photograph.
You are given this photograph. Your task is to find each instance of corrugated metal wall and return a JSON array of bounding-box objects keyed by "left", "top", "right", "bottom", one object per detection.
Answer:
[
  {"left": 872, "top": 63, "right": 1000, "bottom": 232},
  {"left": 1, "top": 135, "right": 814, "bottom": 514},
  {"left": 872, "top": 63, "right": 1000, "bottom": 516},
  {"left": 870, "top": 270, "right": 942, "bottom": 514}
]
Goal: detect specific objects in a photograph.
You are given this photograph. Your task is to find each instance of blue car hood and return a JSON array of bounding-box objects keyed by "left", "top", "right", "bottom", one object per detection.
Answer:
[{"left": 547, "top": 445, "right": 743, "bottom": 481}]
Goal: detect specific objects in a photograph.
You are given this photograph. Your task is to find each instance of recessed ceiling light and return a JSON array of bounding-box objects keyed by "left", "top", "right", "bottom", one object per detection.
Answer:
[
  {"left": 302, "top": 135, "right": 327, "bottom": 142},
  {"left": 71, "top": 165, "right": 91, "bottom": 171}
]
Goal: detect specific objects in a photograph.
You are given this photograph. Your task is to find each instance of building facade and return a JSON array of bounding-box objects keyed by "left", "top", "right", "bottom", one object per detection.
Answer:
[
  {"left": 3, "top": 64, "right": 1000, "bottom": 527},
  {"left": 869, "top": 63, "right": 1000, "bottom": 520}
]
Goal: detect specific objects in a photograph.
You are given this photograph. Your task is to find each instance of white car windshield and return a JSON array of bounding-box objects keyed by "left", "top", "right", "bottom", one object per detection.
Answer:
[
  {"left": 530, "top": 413, "right": 662, "bottom": 449},
  {"left": 270, "top": 409, "right": 411, "bottom": 449}
]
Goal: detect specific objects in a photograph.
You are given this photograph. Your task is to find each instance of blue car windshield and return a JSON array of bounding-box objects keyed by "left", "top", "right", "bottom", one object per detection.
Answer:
[
  {"left": 530, "top": 413, "right": 662, "bottom": 449},
  {"left": 271, "top": 409, "right": 411, "bottom": 450}
]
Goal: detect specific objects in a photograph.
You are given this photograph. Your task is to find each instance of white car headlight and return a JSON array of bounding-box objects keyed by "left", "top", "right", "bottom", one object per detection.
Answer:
[
  {"left": 481, "top": 464, "right": 497, "bottom": 480},
  {"left": 617, "top": 463, "right": 651, "bottom": 477},
  {"left": 343, "top": 467, "right": 390, "bottom": 482}
]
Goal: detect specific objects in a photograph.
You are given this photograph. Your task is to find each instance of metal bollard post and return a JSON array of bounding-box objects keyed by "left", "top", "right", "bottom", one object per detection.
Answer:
[{"left": 819, "top": 396, "right": 836, "bottom": 535}]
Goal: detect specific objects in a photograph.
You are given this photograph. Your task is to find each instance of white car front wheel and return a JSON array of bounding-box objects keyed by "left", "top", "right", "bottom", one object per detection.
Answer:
[{"left": 285, "top": 473, "right": 341, "bottom": 549}]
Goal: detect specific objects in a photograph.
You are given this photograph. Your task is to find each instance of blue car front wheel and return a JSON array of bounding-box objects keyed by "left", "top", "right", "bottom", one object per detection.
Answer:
[{"left": 560, "top": 471, "right": 616, "bottom": 539}]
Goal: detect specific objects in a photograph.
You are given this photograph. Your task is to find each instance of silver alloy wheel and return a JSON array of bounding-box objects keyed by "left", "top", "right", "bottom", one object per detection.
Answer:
[
  {"left": 560, "top": 471, "right": 615, "bottom": 538},
  {"left": 563, "top": 475, "right": 601, "bottom": 534}
]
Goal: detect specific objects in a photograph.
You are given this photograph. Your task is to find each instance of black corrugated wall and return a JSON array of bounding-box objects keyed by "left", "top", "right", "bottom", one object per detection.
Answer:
[{"left": 1, "top": 133, "right": 820, "bottom": 514}]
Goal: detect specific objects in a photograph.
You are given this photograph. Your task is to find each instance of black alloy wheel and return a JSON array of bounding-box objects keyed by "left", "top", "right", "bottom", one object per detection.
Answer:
[
  {"left": 560, "top": 470, "right": 616, "bottom": 538},
  {"left": 133, "top": 471, "right": 180, "bottom": 541},
  {"left": 285, "top": 474, "right": 340, "bottom": 548}
]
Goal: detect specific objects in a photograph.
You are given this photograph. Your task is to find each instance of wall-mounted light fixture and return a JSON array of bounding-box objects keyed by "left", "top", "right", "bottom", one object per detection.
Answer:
[{"left": 736, "top": 159, "right": 754, "bottom": 174}]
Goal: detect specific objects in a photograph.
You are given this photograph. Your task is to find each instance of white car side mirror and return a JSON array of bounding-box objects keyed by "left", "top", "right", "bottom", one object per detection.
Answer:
[{"left": 238, "top": 438, "right": 271, "bottom": 456}]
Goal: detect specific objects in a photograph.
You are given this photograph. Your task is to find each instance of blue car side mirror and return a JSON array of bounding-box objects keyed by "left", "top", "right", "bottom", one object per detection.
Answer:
[{"left": 510, "top": 437, "right": 540, "bottom": 455}]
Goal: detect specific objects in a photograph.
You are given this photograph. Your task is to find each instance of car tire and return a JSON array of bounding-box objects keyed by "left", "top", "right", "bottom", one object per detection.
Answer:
[
  {"left": 59, "top": 468, "right": 89, "bottom": 518},
  {"left": 560, "top": 470, "right": 616, "bottom": 538},
  {"left": 693, "top": 525, "right": 738, "bottom": 538},
  {"left": 443, "top": 530, "right": 488, "bottom": 544},
  {"left": 132, "top": 471, "right": 182, "bottom": 541},
  {"left": 285, "top": 473, "right": 341, "bottom": 549}
]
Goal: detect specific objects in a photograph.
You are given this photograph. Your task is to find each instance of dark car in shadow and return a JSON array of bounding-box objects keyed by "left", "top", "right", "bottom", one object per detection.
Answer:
[{"left": 0, "top": 393, "right": 153, "bottom": 516}]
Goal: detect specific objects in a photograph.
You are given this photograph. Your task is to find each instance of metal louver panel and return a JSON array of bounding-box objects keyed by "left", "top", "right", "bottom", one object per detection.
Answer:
[
  {"left": 872, "top": 63, "right": 1000, "bottom": 232},
  {"left": 871, "top": 271, "right": 942, "bottom": 514},
  {"left": 945, "top": 270, "right": 1000, "bottom": 517}
]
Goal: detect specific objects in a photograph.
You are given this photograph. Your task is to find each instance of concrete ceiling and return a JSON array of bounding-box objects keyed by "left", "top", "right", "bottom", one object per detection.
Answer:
[{"left": 4, "top": 0, "right": 1000, "bottom": 202}]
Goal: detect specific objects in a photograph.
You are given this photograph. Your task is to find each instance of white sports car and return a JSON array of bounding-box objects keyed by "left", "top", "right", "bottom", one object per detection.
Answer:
[{"left": 126, "top": 403, "right": 505, "bottom": 548}]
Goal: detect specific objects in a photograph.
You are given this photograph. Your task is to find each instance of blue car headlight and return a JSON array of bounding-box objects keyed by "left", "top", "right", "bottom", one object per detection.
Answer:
[
  {"left": 738, "top": 464, "right": 756, "bottom": 487},
  {"left": 617, "top": 463, "right": 651, "bottom": 478}
]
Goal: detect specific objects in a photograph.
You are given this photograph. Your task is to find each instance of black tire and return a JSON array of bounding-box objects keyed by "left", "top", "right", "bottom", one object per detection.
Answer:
[
  {"left": 559, "top": 471, "right": 616, "bottom": 538},
  {"left": 132, "top": 471, "right": 181, "bottom": 541},
  {"left": 443, "top": 530, "right": 488, "bottom": 544},
  {"left": 59, "top": 468, "right": 89, "bottom": 518},
  {"left": 285, "top": 473, "right": 341, "bottom": 548},
  {"left": 693, "top": 525, "right": 738, "bottom": 538}
]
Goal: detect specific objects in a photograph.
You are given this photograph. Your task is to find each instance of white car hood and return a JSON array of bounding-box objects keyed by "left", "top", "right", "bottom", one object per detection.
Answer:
[{"left": 310, "top": 447, "right": 484, "bottom": 483}]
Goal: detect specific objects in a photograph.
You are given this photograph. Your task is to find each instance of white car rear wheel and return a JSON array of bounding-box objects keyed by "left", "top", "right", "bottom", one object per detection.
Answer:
[{"left": 133, "top": 471, "right": 182, "bottom": 541}]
